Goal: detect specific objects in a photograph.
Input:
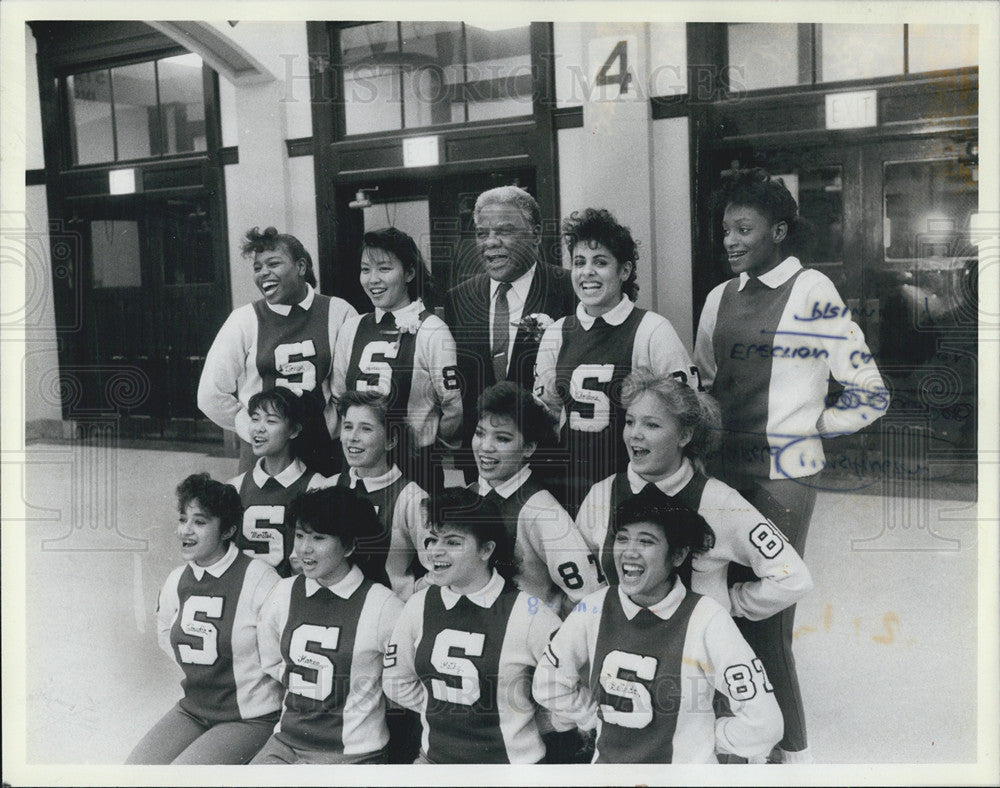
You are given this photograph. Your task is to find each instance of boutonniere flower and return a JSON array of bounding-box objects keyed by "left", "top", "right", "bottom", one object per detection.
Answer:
[
  {"left": 515, "top": 313, "right": 553, "bottom": 342},
  {"left": 395, "top": 314, "right": 422, "bottom": 336}
]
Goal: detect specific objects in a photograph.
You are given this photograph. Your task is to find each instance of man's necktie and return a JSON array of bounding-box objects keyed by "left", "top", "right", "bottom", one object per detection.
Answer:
[{"left": 491, "top": 282, "right": 512, "bottom": 382}]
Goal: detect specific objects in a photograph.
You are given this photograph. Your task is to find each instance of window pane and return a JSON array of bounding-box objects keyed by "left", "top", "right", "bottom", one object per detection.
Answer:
[
  {"left": 163, "top": 199, "right": 214, "bottom": 284},
  {"left": 649, "top": 23, "right": 687, "bottom": 96},
  {"left": 90, "top": 220, "right": 142, "bottom": 288},
  {"left": 157, "top": 54, "right": 207, "bottom": 154},
  {"left": 883, "top": 158, "right": 977, "bottom": 261},
  {"left": 798, "top": 167, "right": 844, "bottom": 264},
  {"left": 820, "top": 24, "right": 903, "bottom": 82},
  {"left": 400, "top": 22, "right": 464, "bottom": 128},
  {"left": 464, "top": 23, "right": 532, "bottom": 122},
  {"left": 727, "top": 23, "right": 804, "bottom": 91},
  {"left": 342, "top": 23, "right": 403, "bottom": 134},
  {"left": 908, "top": 24, "right": 978, "bottom": 73},
  {"left": 68, "top": 70, "right": 114, "bottom": 165},
  {"left": 111, "top": 61, "right": 158, "bottom": 159}
]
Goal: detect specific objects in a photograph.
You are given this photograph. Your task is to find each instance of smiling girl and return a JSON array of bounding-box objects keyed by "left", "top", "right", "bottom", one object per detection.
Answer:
[
  {"left": 333, "top": 227, "right": 462, "bottom": 491},
  {"left": 317, "top": 391, "right": 429, "bottom": 602},
  {"left": 126, "top": 474, "right": 281, "bottom": 764},
  {"left": 252, "top": 486, "right": 403, "bottom": 764},
  {"left": 199, "top": 226, "right": 357, "bottom": 476},
  {"left": 383, "top": 487, "right": 565, "bottom": 764},
  {"left": 228, "top": 387, "right": 327, "bottom": 576},
  {"left": 576, "top": 369, "right": 812, "bottom": 616},
  {"left": 471, "top": 381, "right": 603, "bottom": 613},
  {"left": 693, "top": 168, "right": 887, "bottom": 761},
  {"left": 533, "top": 208, "right": 697, "bottom": 514},
  {"left": 533, "top": 489, "right": 783, "bottom": 763}
]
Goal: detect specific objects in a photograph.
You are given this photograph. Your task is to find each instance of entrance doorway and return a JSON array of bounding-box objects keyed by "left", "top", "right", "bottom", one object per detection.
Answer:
[
  {"left": 698, "top": 133, "right": 978, "bottom": 483},
  {"left": 62, "top": 191, "right": 230, "bottom": 439}
]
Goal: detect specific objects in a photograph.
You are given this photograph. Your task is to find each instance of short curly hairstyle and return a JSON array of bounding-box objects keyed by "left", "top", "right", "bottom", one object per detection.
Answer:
[
  {"left": 613, "top": 484, "right": 716, "bottom": 563},
  {"left": 473, "top": 185, "right": 541, "bottom": 231},
  {"left": 175, "top": 472, "right": 242, "bottom": 544},
  {"left": 241, "top": 226, "right": 317, "bottom": 287},
  {"left": 562, "top": 208, "right": 640, "bottom": 301},
  {"left": 336, "top": 390, "right": 408, "bottom": 466}
]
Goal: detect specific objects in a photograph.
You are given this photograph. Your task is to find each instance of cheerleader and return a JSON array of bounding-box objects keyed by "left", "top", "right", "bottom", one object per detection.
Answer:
[
  {"left": 198, "top": 226, "right": 357, "bottom": 476},
  {"left": 382, "top": 488, "right": 566, "bottom": 764},
  {"left": 693, "top": 168, "right": 887, "bottom": 761},
  {"left": 316, "top": 390, "right": 430, "bottom": 602},
  {"left": 533, "top": 208, "right": 696, "bottom": 514},
  {"left": 576, "top": 368, "right": 813, "bottom": 619},
  {"left": 533, "top": 489, "right": 783, "bottom": 763},
  {"left": 471, "top": 381, "right": 603, "bottom": 613},
  {"left": 228, "top": 387, "right": 327, "bottom": 576},
  {"left": 332, "top": 226, "right": 462, "bottom": 491},
  {"left": 251, "top": 486, "right": 403, "bottom": 764},
  {"left": 126, "top": 474, "right": 281, "bottom": 764}
]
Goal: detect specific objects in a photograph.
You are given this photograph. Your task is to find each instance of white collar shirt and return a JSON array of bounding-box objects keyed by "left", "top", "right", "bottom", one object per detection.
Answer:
[
  {"left": 374, "top": 298, "right": 424, "bottom": 326},
  {"left": 189, "top": 542, "right": 240, "bottom": 580},
  {"left": 251, "top": 457, "right": 308, "bottom": 488},
  {"left": 575, "top": 294, "right": 634, "bottom": 330},
  {"left": 440, "top": 568, "right": 506, "bottom": 610},
  {"left": 617, "top": 575, "right": 687, "bottom": 621},
  {"left": 304, "top": 564, "right": 365, "bottom": 598},
  {"left": 476, "top": 464, "right": 531, "bottom": 499},
  {"left": 626, "top": 458, "right": 695, "bottom": 496},
  {"left": 489, "top": 264, "right": 537, "bottom": 373},
  {"left": 347, "top": 464, "right": 402, "bottom": 493},
  {"left": 737, "top": 256, "right": 802, "bottom": 292},
  {"left": 265, "top": 284, "right": 316, "bottom": 315}
]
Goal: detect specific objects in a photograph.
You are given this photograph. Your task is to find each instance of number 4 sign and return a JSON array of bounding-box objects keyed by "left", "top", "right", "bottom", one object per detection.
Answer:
[{"left": 590, "top": 36, "right": 637, "bottom": 99}]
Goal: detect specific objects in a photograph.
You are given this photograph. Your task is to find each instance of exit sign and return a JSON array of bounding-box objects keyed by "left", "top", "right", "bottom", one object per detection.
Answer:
[
  {"left": 825, "top": 90, "right": 877, "bottom": 130},
  {"left": 403, "top": 135, "right": 440, "bottom": 168}
]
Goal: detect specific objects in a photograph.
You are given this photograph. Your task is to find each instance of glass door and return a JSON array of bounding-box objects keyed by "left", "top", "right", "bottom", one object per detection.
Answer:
[
  {"left": 69, "top": 192, "right": 230, "bottom": 437},
  {"left": 861, "top": 136, "right": 978, "bottom": 482}
]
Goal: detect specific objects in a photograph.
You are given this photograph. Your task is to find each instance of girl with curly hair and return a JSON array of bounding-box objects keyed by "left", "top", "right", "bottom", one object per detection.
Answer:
[
  {"left": 198, "top": 226, "right": 358, "bottom": 476},
  {"left": 533, "top": 208, "right": 698, "bottom": 514}
]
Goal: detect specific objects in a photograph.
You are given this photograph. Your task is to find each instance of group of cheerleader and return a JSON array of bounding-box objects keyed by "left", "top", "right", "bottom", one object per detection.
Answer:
[{"left": 129, "top": 167, "right": 888, "bottom": 765}]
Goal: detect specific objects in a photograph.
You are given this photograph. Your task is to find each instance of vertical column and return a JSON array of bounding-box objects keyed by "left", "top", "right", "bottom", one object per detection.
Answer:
[
  {"left": 556, "top": 24, "right": 654, "bottom": 303},
  {"left": 224, "top": 79, "right": 290, "bottom": 309}
]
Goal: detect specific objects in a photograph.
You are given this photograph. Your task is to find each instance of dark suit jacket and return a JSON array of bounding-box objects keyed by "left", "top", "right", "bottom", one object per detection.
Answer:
[{"left": 443, "top": 261, "right": 576, "bottom": 447}]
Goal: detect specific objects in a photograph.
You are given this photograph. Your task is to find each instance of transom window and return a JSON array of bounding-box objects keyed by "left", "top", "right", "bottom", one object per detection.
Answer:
[
  {"left": 339, "top": 21, "right": 533, "bottom": 136},
  {"left": 66, "top": 53, "right": 207, "bottom": 165},
  {"left": 727, "top": 23, "right": 978, "bottom": 92}
]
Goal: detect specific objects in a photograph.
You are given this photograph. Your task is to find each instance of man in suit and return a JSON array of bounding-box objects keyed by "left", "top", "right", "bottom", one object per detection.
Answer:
[{"left": 443, "top": 186, "right": 576, "bottom": 460}]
